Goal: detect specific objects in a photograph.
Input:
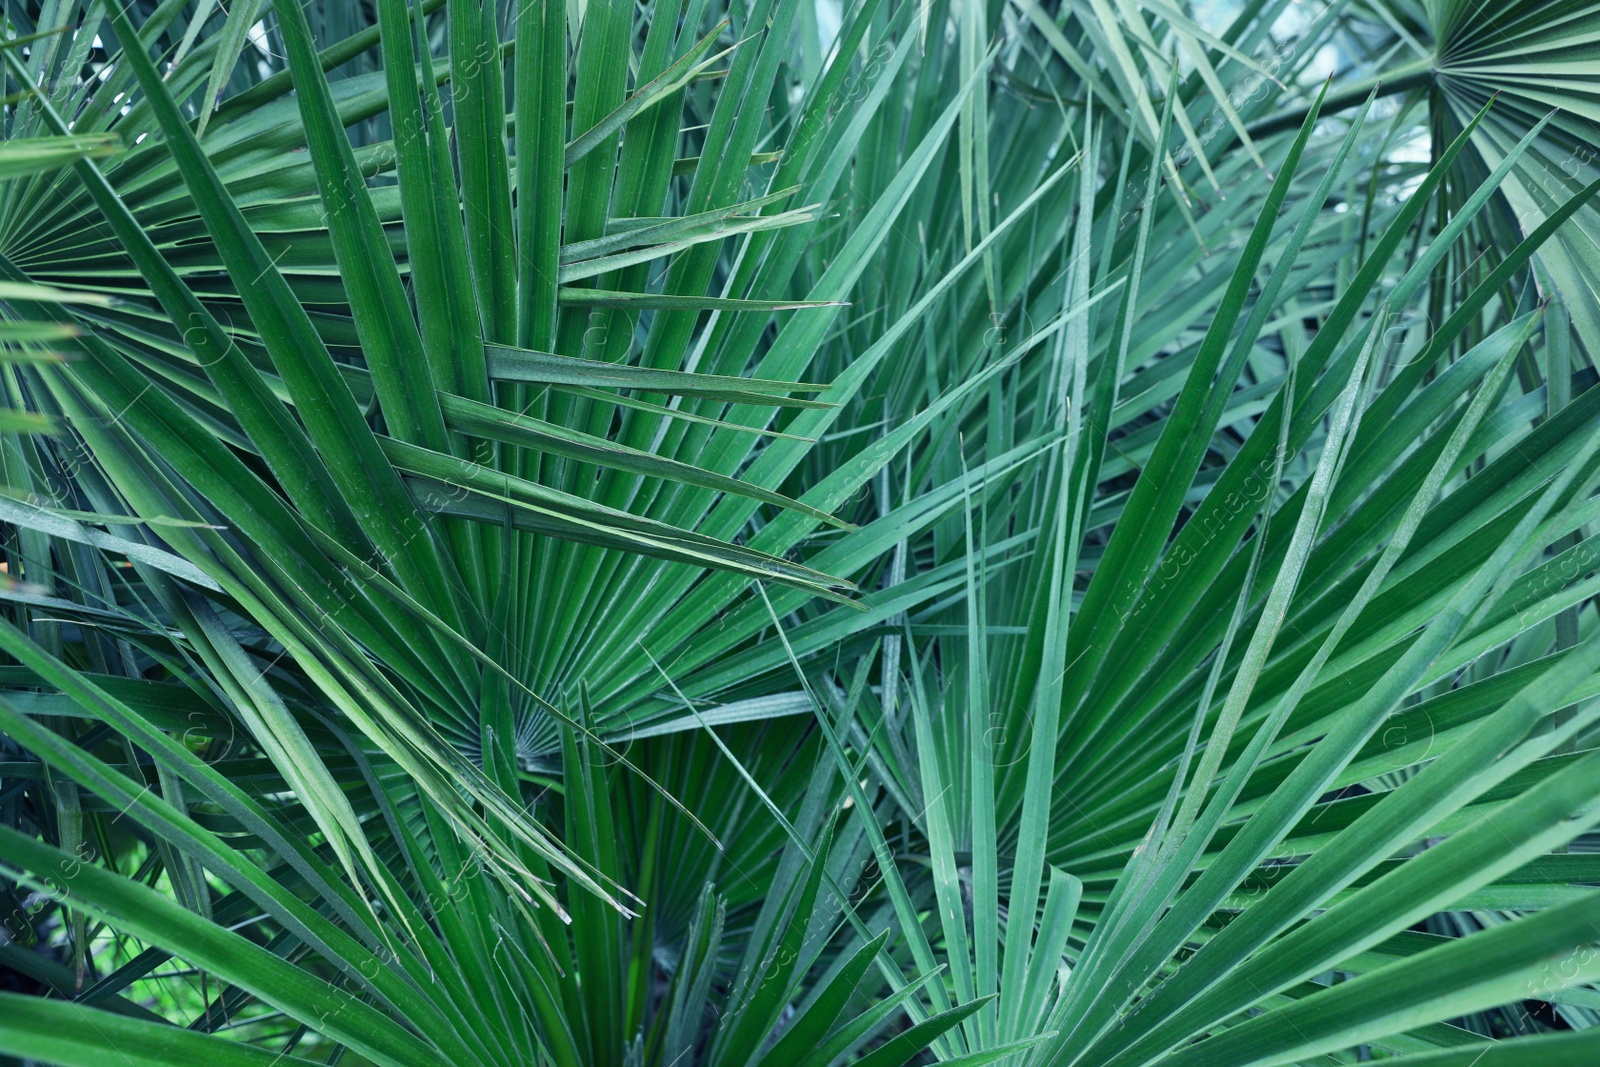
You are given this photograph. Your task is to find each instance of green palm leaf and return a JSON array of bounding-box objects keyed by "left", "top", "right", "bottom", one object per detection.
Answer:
[{"left": 3, "top": 1, "right": 1600, "bottom": 1065}]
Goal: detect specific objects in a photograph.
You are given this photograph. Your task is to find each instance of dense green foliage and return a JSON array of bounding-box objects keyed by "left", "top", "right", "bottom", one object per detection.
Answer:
[{"left": 2, "top": 0, "right": 1600, "bottom": 1063}]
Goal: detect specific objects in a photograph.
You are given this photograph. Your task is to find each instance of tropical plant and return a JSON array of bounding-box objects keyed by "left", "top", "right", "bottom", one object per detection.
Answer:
[{"left": 1, "top": 0, "right": 1600, "bottom": 1064}]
